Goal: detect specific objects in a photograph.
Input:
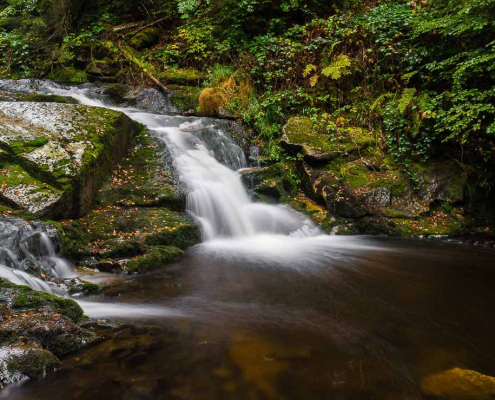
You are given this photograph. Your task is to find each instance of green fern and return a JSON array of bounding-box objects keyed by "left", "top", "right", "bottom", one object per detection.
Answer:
[
  {"left": 398, "top": 88, "right": 416, "bottom": 114},
  {"left": 370, "top": 92, "right": 394, "bottom": 111},
  {"left": 401, "top": 71, "right": 418, "bottom": 84},
  {"left": 303, "top": 64, "right": 316, "bottom": 78},
  {"left": 322, "top": 55, "right": 351, "bottom": 80}
]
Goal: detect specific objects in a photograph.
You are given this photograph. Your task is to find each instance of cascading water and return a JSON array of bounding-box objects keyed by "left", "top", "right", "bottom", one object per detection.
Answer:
[
  {"left": 3, "top": 80, "right": 382, "bottom": 273},
  {"left": 0, "top": 218, "right": 73, "bottom": 292}
]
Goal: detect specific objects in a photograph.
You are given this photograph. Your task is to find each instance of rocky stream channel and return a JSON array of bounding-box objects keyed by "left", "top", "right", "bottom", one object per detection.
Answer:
[{"left": 0, "top": 80, "right": 495, "bottom": 400}]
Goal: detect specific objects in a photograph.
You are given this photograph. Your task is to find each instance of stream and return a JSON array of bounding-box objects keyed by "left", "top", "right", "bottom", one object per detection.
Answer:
[{"left": 1, "top": 81, "right": 495, "bottom": 399}]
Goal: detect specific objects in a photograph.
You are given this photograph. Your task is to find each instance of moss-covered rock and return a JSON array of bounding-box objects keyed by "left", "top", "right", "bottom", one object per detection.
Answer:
[
  {"left": 421, "top": 367, "right": 495, "bottom": 400},
  {"left": 0, "top": 102, "right": 140, "bottom": 219},
  {"left": 168, "top": 85, "right": 202, "bottom": 114},
  {"left": 7, "top": 346, "right": 59, "bottom": 378},
  {"left": 282, "top": 116, "right": 376, "bottom": 163},
  {"left": 55, "top": 130, "right": 198, "bottom": 271},
  {"left": 86, "top": 59, "right": 118, "bottom": 79},
  {"left": 0, "top": 92, "right": 78, "bottom": 104},
  {"left": 0, "top": 278, "right": 96, "bottom": 386},
  {"left": 298, "top": 155, "right": 475, "bottom": 236},
  {"left": 0, "top": 279, "right": 84, "bottom": 322},
  {"left": 129, "top": 27, "right": 160, "bottom": 50},
  {"left": 159, "top": 68, "right": 205, "bottom": 86},
  {"left": 125, "top": 246, "right": 183, "bottom": 273},
  {"left": 0, "top": 346, "right": 60, "bottom": 388}
]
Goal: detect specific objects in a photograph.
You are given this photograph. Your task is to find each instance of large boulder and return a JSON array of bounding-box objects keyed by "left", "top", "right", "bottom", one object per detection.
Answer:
[
  {"left": 301, "top": 159, "right": 466, "bottom": 220},
  {"left": 282, "top": 116, "right": 375, "bottom": 163},
  {"left": 0, "top": 102, "right": 140, "bottom": 219}
]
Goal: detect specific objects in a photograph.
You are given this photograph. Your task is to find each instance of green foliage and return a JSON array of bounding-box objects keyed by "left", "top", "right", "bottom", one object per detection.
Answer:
[{"left": 322, "top": 55, "right": 351, "bottom": 80}]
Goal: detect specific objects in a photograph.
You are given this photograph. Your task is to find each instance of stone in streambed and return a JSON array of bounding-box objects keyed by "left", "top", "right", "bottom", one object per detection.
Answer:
[
  {"left": 0, "top": 346, "right": 59, "bottom": 388},
  {"left": 421, "top": 367, "right": 495, "bottom": 400}
]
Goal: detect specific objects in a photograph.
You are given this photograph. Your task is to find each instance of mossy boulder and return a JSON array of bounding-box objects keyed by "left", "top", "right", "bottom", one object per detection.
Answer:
[
  {"left": 129, "top": 27, "right": 160, "bottom": 50},
  {"left": 282, "top": 116, "right": 375, "bottom": 163},
  {"left": 159, "top": 68, "right": 205, "bottom": 86},
  {"left": 56, "top": 131, "right": 198, "bottom": 270},
  {"left": 0, "top": 102, "right": 140, "bottom": 219},
  {"left": 0, "top": 278, "right": 84, "bottom": 322},
  {"left": 86, "top": 59, "right": 118, "bottom": 79},
  {"left": 421, "top": 367, "right": 495, "bottom": 400},
  {"left": 125, "top": 246, "right": 183, "bottom": 273},
  {"left": 0, "top": 278, "right": 95, "bottom": 387},
  {"left": 0, "top": 346, "right": 59, "bottom": 388},
  {"left": 168, "top": 85, "right": 202, "bottom": 114},
  {"left": 300, "top": 156, "right": 472, "bottom": 236}
]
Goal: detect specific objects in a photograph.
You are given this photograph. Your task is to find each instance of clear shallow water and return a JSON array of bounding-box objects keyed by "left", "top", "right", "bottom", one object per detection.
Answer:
[{"left": 3, "top": 237, "right": 495, "bottom": 400}]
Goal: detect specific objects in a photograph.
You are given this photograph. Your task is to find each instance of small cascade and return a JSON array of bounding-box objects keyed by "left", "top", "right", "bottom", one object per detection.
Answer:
[{"left": 0, "top": 218, "right": 73, "bottom": 293}]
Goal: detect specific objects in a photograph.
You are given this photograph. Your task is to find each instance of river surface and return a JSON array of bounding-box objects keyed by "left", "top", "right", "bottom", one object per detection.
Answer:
[{"left": 1, "top": 81, "right": 495, "bottom": 399}]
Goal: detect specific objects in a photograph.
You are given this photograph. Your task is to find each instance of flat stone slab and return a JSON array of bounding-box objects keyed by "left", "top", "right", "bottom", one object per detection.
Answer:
[{"left": 0, "top": 102, "right": 139, "bottom": 218}]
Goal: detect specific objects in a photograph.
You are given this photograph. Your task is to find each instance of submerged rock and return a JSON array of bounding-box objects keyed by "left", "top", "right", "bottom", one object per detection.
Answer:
[
  {"left": 421, "top": 367, "right": 495, "bottom": 400},
  {"left": 0, "top": 102, "right": 140, "bottom": 219}
]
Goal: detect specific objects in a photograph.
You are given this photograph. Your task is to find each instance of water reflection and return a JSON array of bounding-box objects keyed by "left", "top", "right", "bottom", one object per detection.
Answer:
[{"left": 3, "top": 237, "right": 495, "bottom": 400}]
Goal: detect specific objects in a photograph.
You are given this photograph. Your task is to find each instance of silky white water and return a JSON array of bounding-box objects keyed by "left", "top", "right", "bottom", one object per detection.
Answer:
[{"left": 0, "top": 218, "right": 73, "bottom": 293}]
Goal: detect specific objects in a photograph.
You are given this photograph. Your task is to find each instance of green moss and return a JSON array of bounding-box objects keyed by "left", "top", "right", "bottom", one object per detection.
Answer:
[
  {"left": 160, "top": 68, "right": 205, "bottom": 85},
  {"left": 47, "top": 67, "right": 87, "bottom": 83},
  {"left": 168, "top": 85, "right": 202, "bottom": 113},
  {"left": 341, "top": 163, "right": 370, "bottom": 188},
  {"left": 8, "top": 283, "right": 84, "bottom": 323},
  {"left": 126, "top": 245, "right": 183, "bottom": 273},
  {"left": 103, "top": 84, "right": 132, "bottom": 104},
  {"left": 283, "top": 116, "right": 375, "bottom": 158},
  {"left": 129, "top": 27, "right": 160, "bottom": 50},
  {"left": 8, "top": 348, "right": 59, "bottom": 378},
  {"left": 19, "top": 94, "right": 78, "bottom": 104}
]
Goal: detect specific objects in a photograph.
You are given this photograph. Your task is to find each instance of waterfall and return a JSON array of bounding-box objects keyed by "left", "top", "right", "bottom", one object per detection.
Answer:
[
  {"left": 29, "top": 81, "right": 321, "bottom": 241},
  {"left": 2, "top": 80, "right": 382, "bottom": 273},
  {"left": 0, "top": 218, "right": 73, "bottom": 293}
]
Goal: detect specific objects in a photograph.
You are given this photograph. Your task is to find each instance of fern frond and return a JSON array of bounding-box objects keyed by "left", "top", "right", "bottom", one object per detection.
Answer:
[
  {"left": 322, "top": 55, "right": 351, "bottom": 80},
  {"left": 398, "top": 88, "right": 416, "bottom": 114},
  {"left": 370, "top": 92, "right": 394, "bottom": 111},
  {"left": 303, "top": 64, "right": 316, "bottom": 78},
  {"left": 401, "top": 71, "right": 418, "bottom": 84},
  {"left": 309, "top": 74, "right": 319, "bottom": 87}
]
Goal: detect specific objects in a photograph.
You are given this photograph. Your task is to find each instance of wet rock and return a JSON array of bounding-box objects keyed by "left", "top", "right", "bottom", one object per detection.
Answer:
[
  {"left": 125, "top": 246, "right": 183, "bottom": 273},
  {"left": 0, "top": 278, "right": 95, "bottom": 387},
  {"left": 0, "top": 346, "right": 59, "bottom": 388},
  {"left": 282, "top": 116, "right": 375, "bottom": 163},
  {"left": 421, "top": 367, "right": 495, "bottom": 400},
  {"left": 0, "top": 101, "right": 140, "bottom": 218}
]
